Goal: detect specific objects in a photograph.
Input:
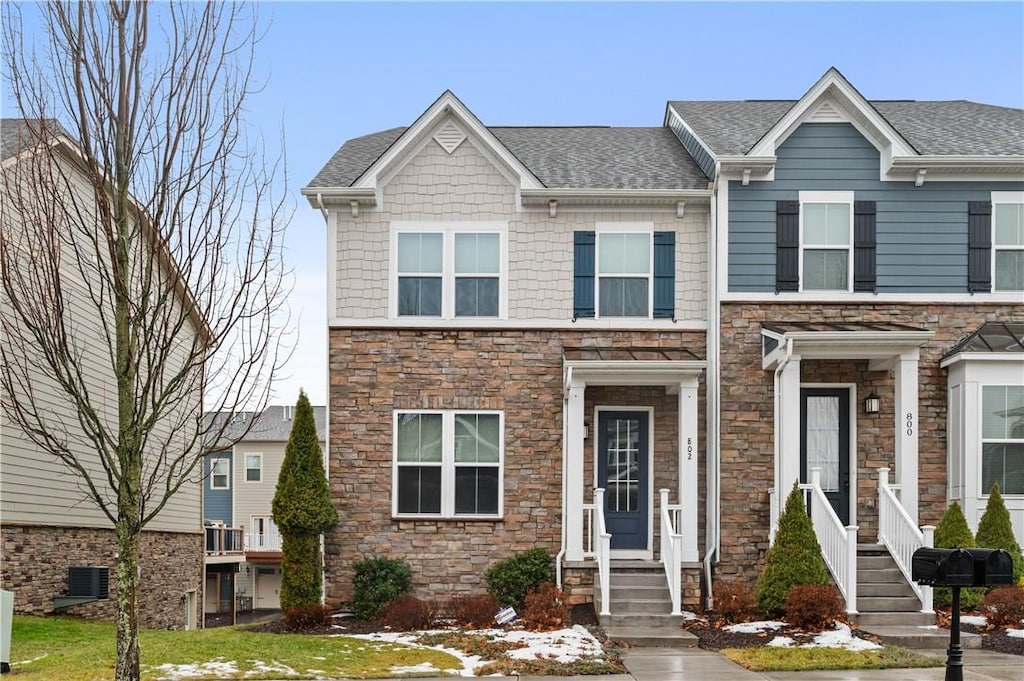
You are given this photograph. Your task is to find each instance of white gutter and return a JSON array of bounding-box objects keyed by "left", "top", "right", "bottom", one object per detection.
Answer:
[
  {"left": 771, "top": 338, "right": 795, "bottom": 541},
  {"left": 703, "top": 180, "right": 719, "bottom": 610},
  {"left": 555, "top": 366, "right": 572, "bottom": 589}
]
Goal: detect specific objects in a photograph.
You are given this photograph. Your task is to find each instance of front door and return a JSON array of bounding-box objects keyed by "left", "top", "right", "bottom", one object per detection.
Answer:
[
  {"left": 255, "top": 566, "right": 281, "bottom": 609},
  {"left": 597, "top": 410, "right": 649, "bottom": 551},
  {"left": 800, "top": 388, "right": 851, "bottom": 525}
]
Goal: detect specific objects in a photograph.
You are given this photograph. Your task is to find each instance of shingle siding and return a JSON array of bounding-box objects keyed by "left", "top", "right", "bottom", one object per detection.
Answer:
[{"left": 728, "top": 123, "right": 1024, "bottom": 293}]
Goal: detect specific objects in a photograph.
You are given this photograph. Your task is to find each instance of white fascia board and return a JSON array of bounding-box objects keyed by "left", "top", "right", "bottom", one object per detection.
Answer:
[
  {"left": 762, "top": 330, "right": 934, "bottom": 369},
  {"left": 563, "top": 359, "right": 706, "bottom": 391},
  {"left": 747, "top": 68, "right": 915, "bottom": 160},
  {"left": 665, "top": 107, "right": 718, "bottom": 168},
  {"left": 520, "top": 188, "right": 712, "bottom": 206},
  {"left": 350, "top": 91, "right": 543, "bottom": 192},
  {"left": 299, "top": 187, "right": 377, "bottom": 209},
  {"left": 888, "top": 156, "right": 1024, "bottom": 180},
  {"left": 940, "top": 352, "right": 1024, "bottom": 369}
]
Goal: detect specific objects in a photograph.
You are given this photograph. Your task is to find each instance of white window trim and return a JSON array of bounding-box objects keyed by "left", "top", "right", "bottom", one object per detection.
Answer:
[
  {"left": 244, "top": 452, "right": 263, "bottom": 483},
  {"left": 211, "top": 458, "right": 230, "bottom": 490},
  {"left": 979, "top": 383, "right": 1024, "bottom": 498},
  {"left": 594, "top": 222, "right": 654, "bottom": 319},
  {"left": 392, "top": 409, "right": 504, "bottom": 519},
  {"left": 799, "top": 190, "right": 854, "bottom": 293},
  {"left": 991, "top": 191, "right": 1024, "bottom": 293},
  {"left": 389, "top": 221, "right": 508, "bottom": 320}
]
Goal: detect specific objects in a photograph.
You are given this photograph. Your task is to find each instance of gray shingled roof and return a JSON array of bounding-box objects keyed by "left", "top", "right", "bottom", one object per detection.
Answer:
[
  {"left": 208, "top": 405, "right": 327, "bottom": 445},
  {"left": 668, "top": 100, "right": 1024, "bottom": 156},
  {"left": 306, "top": 125, "right": 708, "bottom": 190},
  {"left": 1, "top": 118, "right": 71, "bottom": 161}
]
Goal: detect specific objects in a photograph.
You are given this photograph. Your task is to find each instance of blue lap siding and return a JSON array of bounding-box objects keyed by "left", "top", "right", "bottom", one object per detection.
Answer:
[{"left": 727, "top": 123, "right": 1024, "bottom": 293}]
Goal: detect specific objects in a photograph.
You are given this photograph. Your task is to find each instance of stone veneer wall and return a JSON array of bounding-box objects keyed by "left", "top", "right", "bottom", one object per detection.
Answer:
[
  {"left": 325, "top": 327, "right": 706, "bottom": 607},
  {"left": 1, "top": 524, "right": 203, "bottom": 629},
  {"left": 717, "top": 302, "right": 1020, "bottom": 584}
]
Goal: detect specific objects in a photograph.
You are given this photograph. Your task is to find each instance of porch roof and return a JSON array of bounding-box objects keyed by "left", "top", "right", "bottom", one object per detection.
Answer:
[
  {"left": 761, "top": 321, "right": 934, "bottom": 371},
  {"left": 563, "top": 346, "right": 705, "bottom": 392},
  {"left": 940, "top": 322, "right": 1024, "bottom": 368}
]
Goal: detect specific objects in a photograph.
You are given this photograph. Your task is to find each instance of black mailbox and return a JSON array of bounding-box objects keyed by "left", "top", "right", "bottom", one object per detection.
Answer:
[
  {"left": 911, "top": 547, "right": 975, "bottom": 587},
  {"left": 967, "top": 548, "right": 1014, "bottom": 587}
]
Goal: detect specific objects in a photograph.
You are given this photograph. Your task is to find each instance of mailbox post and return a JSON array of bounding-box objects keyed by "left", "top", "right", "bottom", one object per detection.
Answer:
[{"left": 912, "top": 547, "right": 1014, "bottom": 681}]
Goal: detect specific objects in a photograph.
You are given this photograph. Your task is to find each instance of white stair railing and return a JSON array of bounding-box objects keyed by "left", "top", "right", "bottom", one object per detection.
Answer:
[
  {"left": 799, "top": 469, "right": 858, "bottom": 615},
  {"left": 877, "top": 467, "right": 934, "bottom": 612},
  {"left": 591, "top": 488, "right": 611, "bottom": 616},
  {"left": 659, "top": 489, "right": 684, "bottom": 616}
]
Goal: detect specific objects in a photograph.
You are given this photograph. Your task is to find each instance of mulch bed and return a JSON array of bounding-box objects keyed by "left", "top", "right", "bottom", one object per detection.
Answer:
[{"left": 682, "top": 616, "right": 882, "bottom": 651}]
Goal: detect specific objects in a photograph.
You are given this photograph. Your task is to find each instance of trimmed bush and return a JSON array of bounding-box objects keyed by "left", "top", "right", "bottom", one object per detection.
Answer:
[
  {"left": 784, "top": 584, "right": 845, "bottom": 631},
  {"left": 976, "top": 483, "right": 1024, "bottom": 583},
  {"left": 981, "top": 586, "right": 1024, "bottom": 628},
  {"left": 378, "top": 595, "right": 438, "bottom": 630},
  {"left": 521, "top": 582, "right": 570, "bottom": 631},
  {"left": 714, "top": 580, "right": 758, "bottom": 624},
  {"left": 448, "top": 593, "right": 501, "bottom": 628},
  {"left": 351, "top": 556, "right": 412, "bottom": 620},
  {"left": 485, "top": 547, "right": 554, "bottom": 608},
  {"left": 933, "top": 501, "right": 983, "bottom": 610},
  {"left": 755, "top": 482, "right": 830, "bottom": 615},
  {"left": 282, "top": 603, "right": 333, "bottom": 630}
]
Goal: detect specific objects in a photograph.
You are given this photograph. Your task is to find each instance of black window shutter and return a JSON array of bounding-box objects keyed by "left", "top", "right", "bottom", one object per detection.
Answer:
[
  {"left": 653, "top": 231, "right": 675, "bottom": 319},
  {"left": 776, "top": 201, "right": 800, "bottom": 292},
  {"left": 573, "top": 231, "right": 596, "bottom": 318},
  {"left": 853, "top": 201, "right": 877, "bottom": 292},
  {"left": 968, "top": 201, "right": 992, "bottom": 293}
]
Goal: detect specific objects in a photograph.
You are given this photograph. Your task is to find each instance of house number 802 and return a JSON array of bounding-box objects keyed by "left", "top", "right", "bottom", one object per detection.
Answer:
[
  {"left": 905, "top": 412, "right": 914, "bottom": 437},
  {"left": 687, "top": 437, "right": 693, "bottom": 461}
]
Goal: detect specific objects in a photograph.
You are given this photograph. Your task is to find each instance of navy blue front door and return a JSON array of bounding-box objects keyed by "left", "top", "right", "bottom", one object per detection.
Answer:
[{"left": 597, "top": 411, "right": 649, "bottom": 551}]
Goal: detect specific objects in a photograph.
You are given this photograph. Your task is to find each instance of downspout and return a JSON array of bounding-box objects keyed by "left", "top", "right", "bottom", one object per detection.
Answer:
[
  {"left": 771, "top": 337, "right": 795, "bottom": 541},
  {"left": 315, "top": 192, "right": 328, "bottom": 222},
  {"left": 703, "top": 180, "right": 720, "bottom": 610},
  {"left": 316, "top": 191, "right": 328, "bottom": 604},
  {"left": 555, "top": 366, "right": 571, "bottom": 589}
]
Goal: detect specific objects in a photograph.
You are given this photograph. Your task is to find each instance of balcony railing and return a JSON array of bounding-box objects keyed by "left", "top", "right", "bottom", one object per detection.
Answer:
[
  {"left": 245, "top": 530, "right": 282, "bottom": 552},
  {"left": 205, "top": 526, "right": 244, "bottom": 555}
]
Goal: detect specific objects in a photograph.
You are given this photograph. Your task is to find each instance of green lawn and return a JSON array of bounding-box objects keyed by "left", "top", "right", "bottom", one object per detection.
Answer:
[
  {"left": 8, "top": 615, "right": 463, "bottom": 680},
  {"left": 722, "top": 644, "right": 944, "bottom": 672}
]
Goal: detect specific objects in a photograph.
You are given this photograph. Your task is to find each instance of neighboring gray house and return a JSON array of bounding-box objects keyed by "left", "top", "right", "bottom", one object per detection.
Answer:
[
  {"left": 203, "top": 404, "right": 327, "bottom": 615},
  {"left": 0, "top": 119, "right": 205, "bottom": 629}
]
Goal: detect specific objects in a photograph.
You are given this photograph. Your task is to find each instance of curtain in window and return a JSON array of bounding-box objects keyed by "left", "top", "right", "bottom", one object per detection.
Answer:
[{"left": 806, "top": 396, "right": 840, "bottom": 491}]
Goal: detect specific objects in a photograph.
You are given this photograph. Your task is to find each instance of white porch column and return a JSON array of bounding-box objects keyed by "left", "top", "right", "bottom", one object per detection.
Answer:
[
  {"left": 894, "top": 351, "right": 920, "bottom": 524},
  {"left": 565, "top": 380, "right": 586, "bottom": 561},
  {"left": 678, "top": 376, "right": 700, "bottom": 562},
  {"left": 777, "top": 357, "right": 802, "bottom": 501}
]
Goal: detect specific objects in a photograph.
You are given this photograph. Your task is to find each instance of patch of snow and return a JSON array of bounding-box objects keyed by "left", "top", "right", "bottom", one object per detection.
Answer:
[
  {"left": 805, "top": 623, "right": 882, "bottom": 651},
  {"left": 1006, "top": 629, "right": 1024, "bottom": 639},
  {"left": 390, "top": 662, "right": 443, "bottom": 674},
  {"left": 961, "top": 615, "right": 987, "bottom": 626},
  {"left": 767, "top": 636, "right": 795, "bottom": 647},
  {"left": 349, "top": 631, "right": 482, "bottom": 677},
  {"left": 681, "top": 610, "right": 701, "bottom": 621},
  {"left": 918, "top": 625, "right": 940, "bottom": 629},
  {"left": 724, "top": 620, "right": 786, "bottom": 634},
  {"left": 502, "top": 625, "right": 604, "bottom": 663},
  {"left": 246, "top": 659, "right": 297, "bottom": 676},
  {"left": 150, "top": 659, "right": 239, "bottom": 680},
  {"left": 13, "top": 654, "right": 48, "bottom": 665}
]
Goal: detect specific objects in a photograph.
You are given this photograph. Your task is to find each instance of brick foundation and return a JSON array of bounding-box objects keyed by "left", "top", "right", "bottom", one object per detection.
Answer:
[
  {"left": 717, "top": 302, "right": 1021, "bottom": 585},
  {"left": 325, "top": 327, "right": 706, "bottom": 608},
  {"left": 1, "top": 524, "right": 203, "bottom": 629}
]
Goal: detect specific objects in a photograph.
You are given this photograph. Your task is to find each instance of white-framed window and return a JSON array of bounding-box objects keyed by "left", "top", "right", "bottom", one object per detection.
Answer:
[
  {"left": 993, "top": 192, "right": 1024, "bottom": 292},
  {"left": 211, "top": 458, "right": 229, "bottom": 490},
  {"left": 391, "top": 222, "right": 506, "bottom": 319},
  {"left": 393, "top": 410, "right": 503, "bottom": 518},
  {"left": 981, "top": 385, "right": 1024, "bottom": 496},
  {"left": 800, "top": 191, "right": 853, "bottom": 291},
  {"left": 596, "top": 224, "right": 652, "bottom": 317},
  {"left": 244, "top": 453, "right": 262, "bottom": 483}
]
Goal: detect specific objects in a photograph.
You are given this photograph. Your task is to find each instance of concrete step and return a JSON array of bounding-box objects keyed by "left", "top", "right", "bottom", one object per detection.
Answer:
[
  {"left": 858, "top": 625, "right": 981, "bottom": 650},
  {"left": 608, "top": 559, "right": 663, "bottom": 570},
  {"left": 857, "top": 595, "right": 924, "bottom": 612},
  {"left": 857, "top": 554, "right": 898, "bottom": 570},
  {"left": 857, "top": 543, "right": 887, "bottom": 552},
  {"left": 858, "top": 582, "right": 918, "bottom": 598},
  {"left": 603, "top": 625, "right": 698, "bottom": 648},
  {"left": 607, "top": 598, "right": 674, "bottom": 615},
  {"left": 608, "top": 584, "right": 670, "bottom": 600},
  {"left": 854, "top": 611, "right": 935, "bottom": 627},
  {"left": 600, "top": 612, "right": 686, "bottom": 628},
  {"left": 601, "top": 572, "right": 669, "bottom": 588},
  {"left": 857, "top": 566, "right": 903, "bottom": 582}
]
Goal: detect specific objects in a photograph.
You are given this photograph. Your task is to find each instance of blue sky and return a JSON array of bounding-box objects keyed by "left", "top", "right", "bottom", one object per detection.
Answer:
[{"left": 7, "top": 1, "right": 1024, "bottom": 406}]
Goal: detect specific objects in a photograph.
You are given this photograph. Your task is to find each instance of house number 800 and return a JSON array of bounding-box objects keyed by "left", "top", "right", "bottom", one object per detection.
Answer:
[{"left": 905, "top": 412, "right": 914, "bottom": 437}]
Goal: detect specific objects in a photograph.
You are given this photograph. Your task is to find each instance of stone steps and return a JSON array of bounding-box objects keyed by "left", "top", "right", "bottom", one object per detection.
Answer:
[
  {"left": 597, "top": 563, "right": 692, "bottom": 647},
  {"left": 853, "top": 544, "right": 938, "bottom": 643}
]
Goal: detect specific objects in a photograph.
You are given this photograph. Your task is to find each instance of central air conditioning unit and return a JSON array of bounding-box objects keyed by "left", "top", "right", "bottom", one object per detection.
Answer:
[{"left": 68, "top": 566, "right": 109, "bottom": 600}]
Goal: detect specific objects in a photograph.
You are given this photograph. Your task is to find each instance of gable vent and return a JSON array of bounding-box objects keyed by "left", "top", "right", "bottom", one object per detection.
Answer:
[
  {"left": 433, "top": 120, "right": 466, "bottom": 154},
  {"left": 809, "top": 101, "right": 844, "bottom": 122}
]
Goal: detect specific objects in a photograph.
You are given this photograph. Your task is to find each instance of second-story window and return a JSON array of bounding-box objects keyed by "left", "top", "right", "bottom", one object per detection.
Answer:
[
  {"left": 211, "top": 458, "right": 229, "bottom": 489},
  {"left": 800, "top": 192, "right": 852, "bottom": 291},
  {"left": 393, "top": 223, "right": 505, "bottom": 319},
  {"left": 994, "top": 198, "right": 1024, "bottom": 292},
  {"left": 245, "top": 453, "right": 262, "bottom": 482},
  {"left": 597, "top": 232, "right": 651, "bottom": 317}
]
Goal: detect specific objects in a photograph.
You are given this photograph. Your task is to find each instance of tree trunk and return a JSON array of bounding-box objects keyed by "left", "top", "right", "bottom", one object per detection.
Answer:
[{"left": 114, "top": 511, "right": 141, "bottom": 681}]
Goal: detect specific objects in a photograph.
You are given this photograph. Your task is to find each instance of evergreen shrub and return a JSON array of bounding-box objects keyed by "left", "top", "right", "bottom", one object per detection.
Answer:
[
  {"left": 351, "top": 556, "right": 412, "bottom": 620},
  {"left": 976, "top": 483, "right": 1024, "bottom": 583},
  {"left": 932, "top": 500, "right": 983, "bottom": 610},
  {"left": 485, "top": 547, "right": 554, "bottom": 608}
]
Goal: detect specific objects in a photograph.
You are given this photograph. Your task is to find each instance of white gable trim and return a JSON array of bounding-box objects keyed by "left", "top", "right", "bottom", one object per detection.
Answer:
[
  {"left": 747, "top": 68, "right": 916, "bottom": 160},
  {"left": 351, "top": 90, "right": 544, "bottom": 192}
]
